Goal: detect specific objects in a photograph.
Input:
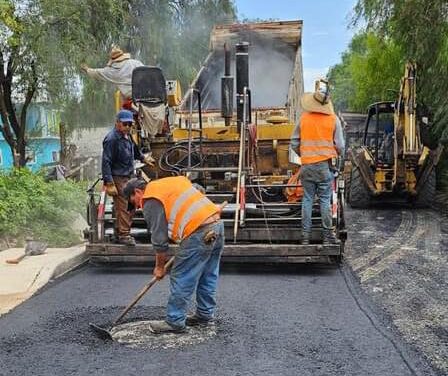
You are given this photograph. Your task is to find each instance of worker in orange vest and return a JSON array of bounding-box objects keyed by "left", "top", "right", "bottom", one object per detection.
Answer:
[
  {"left": 123, "top": 176, "right": 224, "bottom": 333},
  {"left": 290, "top": 80, "right": 345, "bottom": 245}
]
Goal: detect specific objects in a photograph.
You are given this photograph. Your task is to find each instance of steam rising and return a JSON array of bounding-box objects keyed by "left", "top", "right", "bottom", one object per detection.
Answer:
[{"left": 186, "top": 31, "right": 297, "bottom": 110}]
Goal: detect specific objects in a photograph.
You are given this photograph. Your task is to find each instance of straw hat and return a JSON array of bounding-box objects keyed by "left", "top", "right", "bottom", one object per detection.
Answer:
[
  {"left": 301, "top": 81, "right": 335, "bottom": 115},
  {"left": 107, "top": 47, "right": 131, "bottom": 66}
]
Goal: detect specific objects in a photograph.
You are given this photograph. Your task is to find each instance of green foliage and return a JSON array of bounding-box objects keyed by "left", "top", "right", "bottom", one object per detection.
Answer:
[
  {"left": 352, "top": 0, "right": 448, "bottom": 140},
  {"left": 328, "top": 32, "right": 404, "bottom": 112},
  {"left": 0, "top": 169, "right": 86, "bottom": 247}
]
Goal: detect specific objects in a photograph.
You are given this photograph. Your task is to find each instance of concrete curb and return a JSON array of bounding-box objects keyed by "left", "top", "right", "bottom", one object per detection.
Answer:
[
  {"left": 50, "top": 245, "right": 88, "bottom": 281},
  {"left": 0, "top": 244, "right": 87, "bottom": 316}
]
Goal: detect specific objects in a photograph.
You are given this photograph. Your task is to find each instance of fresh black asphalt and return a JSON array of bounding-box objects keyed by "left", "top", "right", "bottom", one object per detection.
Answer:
[{"left": 0, "top": 263, "right": 433, "bottom": 376}]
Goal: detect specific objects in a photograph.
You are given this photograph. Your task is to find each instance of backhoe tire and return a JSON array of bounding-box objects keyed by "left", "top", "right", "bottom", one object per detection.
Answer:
[
  {"left": 348, "top": 166, "right": 371, "bottom": 208},
  {"left": 414, "top": 169, "right": 436, "bottom": 208},
  {"left": 344, "top": 170, "right": 351, "bottom": 200}
]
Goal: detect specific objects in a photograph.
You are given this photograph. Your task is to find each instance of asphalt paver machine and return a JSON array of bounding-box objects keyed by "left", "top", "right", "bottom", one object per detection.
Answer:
[{"left": 86, "top": 21, "right": 346, "bottom": 264}]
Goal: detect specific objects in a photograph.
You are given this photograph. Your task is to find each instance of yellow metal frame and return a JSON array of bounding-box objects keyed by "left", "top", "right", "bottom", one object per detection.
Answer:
[{"left": 172, "top": 123, "right": 295, "bottom": 142}]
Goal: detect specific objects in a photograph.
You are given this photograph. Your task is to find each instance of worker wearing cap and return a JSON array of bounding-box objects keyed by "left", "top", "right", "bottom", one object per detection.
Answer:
[
  {"left": 290, "top": 81, "right": 345, "bottom": 245},
  {"left": 81, "top": 47, "right": 143, "bottom": 109},
  {"left": 102, "top": 110, "right": 154, "bottom": 245},
  {"left": 123, "top": 176, "right": 224, "bottom": 333}
]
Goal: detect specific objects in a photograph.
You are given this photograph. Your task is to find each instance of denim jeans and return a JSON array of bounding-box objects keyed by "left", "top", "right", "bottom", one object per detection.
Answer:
[
  {"left": 300, "top": 161, "right": 334, "bottom": 233},
  {"left": 166, "top": 221, "right": 224, "bottom": 328}
]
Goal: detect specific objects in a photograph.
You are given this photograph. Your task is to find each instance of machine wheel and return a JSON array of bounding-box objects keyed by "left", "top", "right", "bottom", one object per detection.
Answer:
[
  {"left": 348, "top": 166, "right": 371, "bottom": 208},
  {"left": 414, "top": 169, "right": 436, "bottom": 208},
  {"left": 344, "top": 170, "right": 351, "bottom": 200}
]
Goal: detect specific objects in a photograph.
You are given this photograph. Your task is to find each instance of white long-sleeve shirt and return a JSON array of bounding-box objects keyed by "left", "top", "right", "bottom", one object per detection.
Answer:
[{"left": 85, "top": 58, "right": 143, "bottom": 97}]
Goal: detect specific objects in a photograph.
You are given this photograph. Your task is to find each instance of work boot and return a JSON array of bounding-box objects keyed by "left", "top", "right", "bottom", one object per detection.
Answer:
[
  {"left": 301, "top": 231, "right": 311, "bottom": 245},
  {"left": 186, "top": 314, "right": 214, "bottom": 327},
  {"left": 149, "top": 320, "right": 186, "bottom": 334},
  {"left": 322, "top": 230, "right": 340, "bottom": 245},
  {"left": 116, "top": 235, "right": 136, "bottom": 246}
]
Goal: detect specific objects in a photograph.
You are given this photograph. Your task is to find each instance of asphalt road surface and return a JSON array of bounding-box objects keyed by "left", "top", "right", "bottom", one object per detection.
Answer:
[
  {"left": 0, "top": 259, "right": 436, "bottom": 376},
  {"left": 345, "top": 207, "right": 448, "bottom": 375}
]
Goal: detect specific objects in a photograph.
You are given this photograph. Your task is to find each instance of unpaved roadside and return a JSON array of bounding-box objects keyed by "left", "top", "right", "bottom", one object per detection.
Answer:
[{"left": 345, "top": 208, "right": 448, "bottom": 376}]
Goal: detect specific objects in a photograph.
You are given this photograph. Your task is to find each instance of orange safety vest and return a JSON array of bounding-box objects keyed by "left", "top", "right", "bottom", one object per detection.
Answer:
[
  {"left": 299, "top": 112, "right": 338, "bottom": 165},
  {"left": 142, "top": 176, "right": 219, "bottom": 243}
]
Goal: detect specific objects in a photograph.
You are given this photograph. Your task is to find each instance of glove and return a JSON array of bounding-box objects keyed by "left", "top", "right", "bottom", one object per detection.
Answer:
[
  {"left": 104, "top": 182, "right": 118, "bottom": 197},
  {"left": 143, "top": 155, "right": 155, "bottom": 167},
  {"left": 153, "top": 252, "right": 168, "bottom": 280}
]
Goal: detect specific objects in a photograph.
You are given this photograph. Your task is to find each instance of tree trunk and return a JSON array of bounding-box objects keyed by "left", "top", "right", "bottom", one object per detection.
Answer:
[{"left": 59, "top": 122, "right": 67, "bottom": 166}]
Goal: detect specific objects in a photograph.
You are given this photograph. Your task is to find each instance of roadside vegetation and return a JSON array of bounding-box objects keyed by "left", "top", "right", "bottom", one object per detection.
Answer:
[{"left": 0, "top": 169, "right": 86, "bottom": 248}]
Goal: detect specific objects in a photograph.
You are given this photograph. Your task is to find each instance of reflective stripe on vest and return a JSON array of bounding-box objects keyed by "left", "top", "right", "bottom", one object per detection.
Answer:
[
  {"left": 301, "top": 140, "right": 335, "bottom": 147},
  {"left": 167, "top": 186, "right": 197, "bottom": 238},
  {"left": 142, "top": 176, "right": 218, "bottom": 242},
  {"left": 299, "top": 112, "right": 338, "bottom": 165},
  {"left": 177, "top": 196, "right": 212, "bottom": 238}
]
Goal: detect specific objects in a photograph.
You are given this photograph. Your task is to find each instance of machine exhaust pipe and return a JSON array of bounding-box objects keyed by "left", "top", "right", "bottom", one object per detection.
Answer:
[
  {"left": 236, "top": 42, "right": 250, "bottom": 131},
  {"left": 221, "top": 43, "right": 234, "bottom": 127}
]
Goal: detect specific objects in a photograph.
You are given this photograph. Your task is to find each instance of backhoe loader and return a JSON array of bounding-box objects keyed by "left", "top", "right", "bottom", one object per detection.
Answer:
[{"left": 346, "top": 62, "right": 443, "bottom": 207}]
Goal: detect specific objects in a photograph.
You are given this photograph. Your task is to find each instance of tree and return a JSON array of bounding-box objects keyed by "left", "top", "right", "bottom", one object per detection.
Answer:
[
  {"left": 328, "top": 32, "right": 403, "bottom": 112},
  {"left": 353, "top": 0, "right": 448, "bottom": 140},
  {"left": 78, "top": 0, "right": 236, "bottom": 113},
  {"left": 0, "top": 0, "right": 126, "bottom": 167}
]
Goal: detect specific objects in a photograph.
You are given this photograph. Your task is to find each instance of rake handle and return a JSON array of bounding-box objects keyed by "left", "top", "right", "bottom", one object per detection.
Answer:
[{"left": 113, "top": 256, "right": 175, "bottom": 326}]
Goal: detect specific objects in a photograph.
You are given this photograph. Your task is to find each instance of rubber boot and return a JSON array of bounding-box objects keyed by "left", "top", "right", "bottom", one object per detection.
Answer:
[
  {"left": 149, "top": 320, "right": 186, "bottom": 334},
  {"left": 186, "top": 314, "right": 214, "bottom": 327},
  {"left": 116, "top": 235, "right": 136, "bottom": 246},
  {"left": 301, "top": 231, "right": 311, "bottom": 245},
  {"left": 322, "top": 230, "right": 340, "bottom": 245}
]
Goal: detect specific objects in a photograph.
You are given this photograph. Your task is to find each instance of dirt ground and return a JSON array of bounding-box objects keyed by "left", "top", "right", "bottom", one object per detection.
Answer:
[{"left": 345, "top": 207, "right": 448, "bottom": 375}]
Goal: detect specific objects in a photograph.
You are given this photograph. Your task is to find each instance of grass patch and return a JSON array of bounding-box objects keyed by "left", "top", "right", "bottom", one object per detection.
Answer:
[{"left": 0, "top": 169, "right": 87, "bottom": 247}]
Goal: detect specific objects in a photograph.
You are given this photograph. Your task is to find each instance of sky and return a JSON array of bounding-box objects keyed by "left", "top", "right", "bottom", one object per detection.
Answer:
[{"left": 235, "top": 0, "right": 357, "bottom": 91}]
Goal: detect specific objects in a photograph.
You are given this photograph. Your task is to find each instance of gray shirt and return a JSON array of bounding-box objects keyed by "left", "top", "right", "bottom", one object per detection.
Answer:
[
  {"left": 290, "top": 114, "right": 345, "bottom": 158},
  {"left": 142, "top": 199, "right": 169, "bottom": 253},
  {"left": 86, "top": 58, "right": 143, "bottom": 97}
]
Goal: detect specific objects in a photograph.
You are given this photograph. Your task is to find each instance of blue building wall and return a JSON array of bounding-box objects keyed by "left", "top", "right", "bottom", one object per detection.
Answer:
[{"left": 0, "top": 103, "right": 61, "bottom": 171}]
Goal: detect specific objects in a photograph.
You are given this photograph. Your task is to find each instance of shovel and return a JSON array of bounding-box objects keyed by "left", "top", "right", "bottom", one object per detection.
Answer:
[
  {"left": 6, "top": 239, "right": 48, "bottom": 264},
  {"left": 89, "top": 256, "right": 175, "bottom": 340}
]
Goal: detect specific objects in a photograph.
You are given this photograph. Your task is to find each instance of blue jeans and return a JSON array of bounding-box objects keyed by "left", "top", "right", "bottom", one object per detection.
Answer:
[
  {"left": 167, "top": 221, "right": 224, "bottom": 328},
  {"left": 300, "top": 161, "right": 333, "bottom": 233}
]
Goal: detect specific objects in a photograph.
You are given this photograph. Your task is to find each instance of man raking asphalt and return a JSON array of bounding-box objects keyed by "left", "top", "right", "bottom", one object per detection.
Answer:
[
  {"left": 123, "top": 176, "right": 225, "bottom": 334},
  {"left": 90, "top": 176, "right": 226, "bottom": 339}
]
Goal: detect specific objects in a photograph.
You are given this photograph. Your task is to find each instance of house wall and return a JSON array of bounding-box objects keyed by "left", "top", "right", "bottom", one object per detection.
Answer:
[
  {"left": 0, "top": 141, "right": 14, "bottom": 169},
  {"left": 0, "top": 103, "right": 61, "bottom": 171},
  {"left": 0, "top": 138, "right": 60, "bottom": 172}
]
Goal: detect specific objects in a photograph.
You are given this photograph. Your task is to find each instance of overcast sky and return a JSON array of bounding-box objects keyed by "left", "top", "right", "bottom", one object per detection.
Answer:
[{"left": 235, "top": 0, "right": 357, "bottom": 91}]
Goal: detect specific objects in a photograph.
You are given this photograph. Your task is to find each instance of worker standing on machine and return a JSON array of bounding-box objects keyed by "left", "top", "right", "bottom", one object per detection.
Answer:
[
  {"left": 290, "top": 80, "right": 345, "bottom": 245},
  {"left": 123, "top": 176, "right": 225, "bottom": 333},
  {"left": 102, "top": 110, "right": 155, "bottom": 245},
  {"left": 81, "top": 46, "right": 143, "bottom": 110}
]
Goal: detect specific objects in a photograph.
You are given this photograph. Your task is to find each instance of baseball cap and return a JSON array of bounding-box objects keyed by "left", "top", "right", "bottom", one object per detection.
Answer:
[
  {"left": 116, "top": 109, "right": 134, "bottom": 123},
  {"left": 123, "top": 178, "right": 147, "bottom": 211}
]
